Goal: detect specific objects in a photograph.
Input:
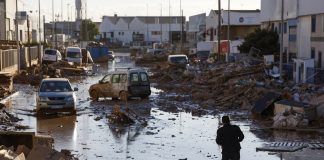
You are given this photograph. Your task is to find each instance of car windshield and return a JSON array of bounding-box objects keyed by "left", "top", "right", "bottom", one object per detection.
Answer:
[
  {"left": 40, "top": 81, "right": 73, "bottom": 92},
  {"left": 45, "top": 50, "right": 56, "bottom": 55},
  {"left": 170, "top": 56, "right": 188, "bottom": 64},
  {"left": 197, "top": 51, "right": 210, "bottom": 57},
  {"left": 67, "top": 51, "right": 81, "bottom": 58}
]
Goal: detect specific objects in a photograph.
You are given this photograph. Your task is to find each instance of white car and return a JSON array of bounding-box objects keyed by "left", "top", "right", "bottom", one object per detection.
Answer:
[
  {"left": 36, "top": 78, "right": 78, "bottom": 115},
  {"left": 65, "top": 47, "right": 82, "bottom": 65},
  {"left": 42, "top": 49, "right": 62, "bottom": 64}
]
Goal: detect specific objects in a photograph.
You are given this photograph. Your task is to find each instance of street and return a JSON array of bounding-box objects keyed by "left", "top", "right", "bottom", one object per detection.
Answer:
[{"left": 0, "top": 53, "right": 323, "bottom": 160}]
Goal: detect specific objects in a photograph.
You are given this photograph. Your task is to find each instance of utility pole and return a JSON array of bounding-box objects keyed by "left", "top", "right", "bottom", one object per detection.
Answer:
[
  {"left": 55, "top": 14, "right": 59, "bottom": 49},
  {"left": 38, "top": 0, "right": 41, "bottom": 42},
  {"left": 27, "top": 15, "right": 31, "bottom": 67},
  {"left": 180, "top": 0, "right": 182, "bottom": 53},
  {"left": 43, "top": 15, "right": 46, "bottom": 44},
  {"left": 67, "top": 3, "right": 70, "bottom": 43},
  {"left": 160, "top": 2, "right": 162, "bottom": 43},
  {"left": 169, "top": 0, "right": 171, "bottom": 44},
  {"left": 146, "top": 3, "right": 149, "bottom": 43},
  {"left": 217, "top": 0, "right": 221, "bottom": 61},
  {"left": 52, "top": 0, "right": 54, "bottom": 46},
  {"left": 280, "top": 0, "right": 284, "bottom": 80},
  {"left": 16, "top": 0, "right": 20, "bottom": 73},
  {"left": 227, "top": 0, "right": 230, "bottom": 62},
  {"left": 38, "top": 0, "right": 42, "bottom": 64}
]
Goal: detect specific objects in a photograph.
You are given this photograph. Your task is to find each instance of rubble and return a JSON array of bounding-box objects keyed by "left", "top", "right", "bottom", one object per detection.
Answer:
[
  {"left": 0, "top": 103, "right": 24, "bottom": 130},
  {"left": 147, "top": 57, "right": 324, "bottom": 129},
  {"left": 0, "top": 132, "right": 77, "bottom": 160},
  {"left": 107, "top": 105, "right": 134, "bottom": 125},
  {"left": 0, "top": 73, "right": 13, "bottom": 98}
]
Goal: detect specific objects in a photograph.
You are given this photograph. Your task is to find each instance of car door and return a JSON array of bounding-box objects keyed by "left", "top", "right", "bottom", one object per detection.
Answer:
[
  {"left": 100, "top": 75, "right": 113, "bottom": 97},
  {"left": 111, "top": 74, "right": 121, "bottom": 98}
]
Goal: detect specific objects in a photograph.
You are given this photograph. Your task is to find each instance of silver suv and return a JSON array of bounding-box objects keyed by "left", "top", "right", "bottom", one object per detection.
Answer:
[
  {"left": 36, "top": 78, "right": 77, "bottom": 115},
  {"left": 89, "top": 68, "right": 151, "bottom": 101}
]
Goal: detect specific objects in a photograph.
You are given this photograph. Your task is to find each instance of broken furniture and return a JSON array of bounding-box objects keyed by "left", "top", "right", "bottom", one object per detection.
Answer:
[{"left": 256, "top": 142, "right": 307, "bottom": 160}]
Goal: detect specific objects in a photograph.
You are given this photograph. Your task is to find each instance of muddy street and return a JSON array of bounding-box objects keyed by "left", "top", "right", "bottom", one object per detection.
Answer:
[{"left": 1, "top": 53, "right": 324, "bottom": 160}]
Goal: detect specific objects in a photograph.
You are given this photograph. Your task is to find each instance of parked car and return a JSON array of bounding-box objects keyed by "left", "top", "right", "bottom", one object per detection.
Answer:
[
  {"left": 36, "top": 78, "right": 78, "bottom": 115},
  {"left": 89, "top": 68, "right": 151, "bottom": 101},
  {"left": 42, "top": 49, "right": 62, "bottom": 64},
  {"left": 167, "top": 55, "right": 189, "bottom": 67},
  {"left": 65, "top": 47, "right": 82, "bottom": 64}
]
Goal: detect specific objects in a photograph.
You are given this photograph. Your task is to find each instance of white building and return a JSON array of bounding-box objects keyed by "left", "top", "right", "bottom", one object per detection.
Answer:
[
  {"left": 99, "top": 15, "right": 185, "bottom": 45},
  {"left": 187, "top": 13, "right": 206, "bottom": 48},
  {"left": 206, "top": 10, "right": 260, "bottom": 41},
  {"left": 261, "top": 0, "right": 324, "bottom": 69},
  {"left": 0, "top": 0, "right": 33, "bottom": 42}
]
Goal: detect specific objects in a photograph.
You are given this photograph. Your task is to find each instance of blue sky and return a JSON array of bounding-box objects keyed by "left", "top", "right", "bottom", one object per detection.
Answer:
[{"left": 21, "top": 0, "right": 260, "bottom": 22}]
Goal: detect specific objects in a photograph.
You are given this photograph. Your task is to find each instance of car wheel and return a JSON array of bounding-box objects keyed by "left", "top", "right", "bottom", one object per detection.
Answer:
[
  {"left": 90, "top": 90, "right": 99, "bottom": 101},
  {"left": 70, "top": 109, "right": 77, "bottom": 115},
  {"left": 119, "top": 91, "right": 128, "bottom": 101},
  {"left": 36, "top": 109, "right": 44, "bottom": 116}
]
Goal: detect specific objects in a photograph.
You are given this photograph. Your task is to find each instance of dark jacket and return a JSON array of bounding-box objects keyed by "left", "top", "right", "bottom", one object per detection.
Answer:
[{"left": 216, "top": 124, "right": 244, "bottom": 153}]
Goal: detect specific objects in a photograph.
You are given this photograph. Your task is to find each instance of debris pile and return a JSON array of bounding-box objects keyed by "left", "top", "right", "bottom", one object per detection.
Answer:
[
  {"left": 0, "top": 73, "right": 13, "bottom": 98},
  {"left": 0, "top": 134, "right": 77, "bottom": 160},
  {"left": 272, "top": 110, "right": 305, "bottom": 128},
  {"left": 0, "top": 103, "right": 25, "bottom": 130},
  {"left": 151, "top": 62, "right": 266, "bottom": 109},
  {"left": 107, "top": 106, "right": 134, "bottom": 125},
  {"left": 14, "top": 61, "right": 87, "bottom": 86}
]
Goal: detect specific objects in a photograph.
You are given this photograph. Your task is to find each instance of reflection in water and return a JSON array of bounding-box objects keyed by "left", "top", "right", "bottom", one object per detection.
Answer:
[{"left": 36, "top": 115, "right": 77, "bottom": 150}]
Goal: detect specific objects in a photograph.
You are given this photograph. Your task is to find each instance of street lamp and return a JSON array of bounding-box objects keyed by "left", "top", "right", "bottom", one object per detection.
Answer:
[
  {"left": 280, "top": 0, "right": 284, "bottom": 80},
  {"left": 15, "top": 0, "right": 20, "bottom": 73}
]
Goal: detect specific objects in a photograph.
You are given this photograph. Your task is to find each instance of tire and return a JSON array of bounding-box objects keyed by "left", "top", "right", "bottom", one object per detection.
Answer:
[
  {"left": 70, "top": 109, "right": 77, "bottom": 115},
  {"left": 36, "top": 109, "right": 44, "bottom": 116},
  {"left": 119, "top": 91, "right": 128, "bottom": 102},
  {"left": 90, "top": 90, "right": 99, "bottom": 101}
]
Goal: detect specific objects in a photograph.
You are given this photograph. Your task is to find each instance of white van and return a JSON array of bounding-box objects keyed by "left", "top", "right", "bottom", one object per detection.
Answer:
[
  {"left": 42, "top": 49, "right": 62, "bottom": 64},
  {"left": 65, "top": 47, "right": 82, "bottom": 64}
]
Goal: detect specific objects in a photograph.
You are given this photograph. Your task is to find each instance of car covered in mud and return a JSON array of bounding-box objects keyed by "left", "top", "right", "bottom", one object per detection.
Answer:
[
  {"left": 89, "top": 68, "right": 151, "bottom": 101},
  {"left": 36, "top": 78, "right": 78, "bottom": 115},
  {"left": 167, "top": 54, "right": 189, "bottom": 68}
]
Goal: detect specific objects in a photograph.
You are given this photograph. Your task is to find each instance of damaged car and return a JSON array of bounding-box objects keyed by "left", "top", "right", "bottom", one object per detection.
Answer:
[
  {"left": 89, "top": 68, "right": 151, "bottom": 101},
  {"left": 36, "top": 78, "right": 78, "bottom": 115}
]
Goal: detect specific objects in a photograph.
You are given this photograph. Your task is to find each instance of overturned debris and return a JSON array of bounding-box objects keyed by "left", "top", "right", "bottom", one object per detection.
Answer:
[
  {"left": 107, "top": 106, "right": 134, "bottom": 125},
  {"left": 0, "top": 132, "right": 77, "bottom": 160}
]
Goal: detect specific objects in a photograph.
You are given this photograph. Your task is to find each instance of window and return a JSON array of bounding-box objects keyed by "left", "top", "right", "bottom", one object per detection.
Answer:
[
  {"left": 130, "top": 73, "right": 139, "bottom": 82},
  {"left": 311, "top": 15, "right": 316, "bottom": 32},
  {"left": 101, "top": 75, "right": 111, "bottom": 83},
  {"left": 151, "top": 31, "right": 161, "bottom": 35},
  {"left": 120, "top": 74, "right": 127, "bottom": 83},
  {"left": 112, "top": 74, "right": 120, "bottom": 83},
  {"left": 284, "top": 22, "right": 287, "bottom": 33},
  {"left": 279, "top": 22, "right": 282, "bottom": 33},
  {"left": 140, "top": 73, "right": 148, "bottom": 82},
  {"left": 318, "top": 52, "right": 322, "bottom": 68},
  {"left": 311, "top": 48, "right": 316, "bottom": 59},
  {"left": 40, "top": 81, "right": 72, "bottom": 92}
]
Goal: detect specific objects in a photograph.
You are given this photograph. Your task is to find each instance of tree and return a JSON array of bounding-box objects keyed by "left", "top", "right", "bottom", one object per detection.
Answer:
[
  {"left": 80, "top": 19, "right": 99, "bottom": 41},
  {"left": 238, "top": 28, "right": 279, "bottom": 57}
]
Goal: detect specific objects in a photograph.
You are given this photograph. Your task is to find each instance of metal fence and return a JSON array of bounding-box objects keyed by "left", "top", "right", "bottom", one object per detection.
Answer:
[
  {"left": 30, "top": 46, "right": 39, "bottom": 60},
  {"left": 0, "top": 49, "right": 18, "bottom": 72},
  {"left": 307, "top": 68, "right": 324, "bottom": 84}
]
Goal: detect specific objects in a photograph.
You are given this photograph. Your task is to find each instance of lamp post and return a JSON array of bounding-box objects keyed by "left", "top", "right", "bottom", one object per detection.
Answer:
[
  {"left": 227, "top": 0, "right": 230, "bottom": 62},
  {"left": 15, "top": 0, "right": 20, "bottom": 73},
  {"left": 280, "top": 0, "right": 284, "bottom": 80},
  {"left": 217, "top": 0, "right": 221, "bottom": 61}
]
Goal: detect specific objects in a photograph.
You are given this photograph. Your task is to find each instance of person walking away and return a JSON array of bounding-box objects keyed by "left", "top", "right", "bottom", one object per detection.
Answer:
[{"left": 216, "top": 116, "right": 244, "bottom": 160}]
